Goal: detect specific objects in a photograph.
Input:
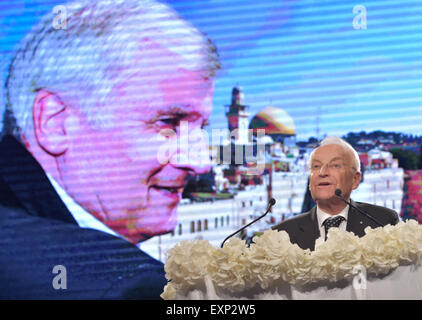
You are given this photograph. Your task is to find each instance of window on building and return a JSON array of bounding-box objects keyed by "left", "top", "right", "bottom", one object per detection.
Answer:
[
  {"left": 178, "top": 223, "right": 182, "bottom": 236},
  {"left": 204, "top": 219, "right": 208, "bottom": 231},
  {"left": 197, "top": 220, "right": 202, "bottom": 232},
  {"left": 190, "top": 221, "right": 195, "bottom": 233},
  {"left": 215, "top": 217, "right": 218, "bottom": 228},
  {"left": 221, "top": 216, "right": 224, "bottom": 227}
]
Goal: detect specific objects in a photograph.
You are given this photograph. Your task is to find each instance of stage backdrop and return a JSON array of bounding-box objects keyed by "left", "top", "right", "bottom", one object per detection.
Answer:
[{"left": 0, "top": 0, "right": 421, "bottom": 264}]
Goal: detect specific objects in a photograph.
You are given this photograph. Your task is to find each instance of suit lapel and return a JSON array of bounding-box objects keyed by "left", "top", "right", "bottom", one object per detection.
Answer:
[
  {"left": 346, "top": 199, "right": 366, "bottom": 237},
  {"left": 293, "top": 200, "right": 369, "bottom": 250},
  {"left": 297, "top": 206, "right": 320, "bottom": 251},
  {"left": 0, "top": 135, "right": 77, "bottom": 225}
]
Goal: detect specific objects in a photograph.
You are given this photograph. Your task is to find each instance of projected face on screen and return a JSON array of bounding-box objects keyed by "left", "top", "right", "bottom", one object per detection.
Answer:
[{"left": 49, "top": 42, "right": 214, "bottom": 244}]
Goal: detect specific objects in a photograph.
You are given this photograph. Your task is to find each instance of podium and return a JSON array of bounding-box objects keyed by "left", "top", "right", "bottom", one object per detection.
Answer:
[{"left": 161, "top": 220, "right": 422, "bottom": 300}]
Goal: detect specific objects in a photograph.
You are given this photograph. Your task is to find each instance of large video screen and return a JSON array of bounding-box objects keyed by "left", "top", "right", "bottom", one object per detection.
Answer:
[{"left": 1, "top": 0, "right": 421, "bottom": 299}]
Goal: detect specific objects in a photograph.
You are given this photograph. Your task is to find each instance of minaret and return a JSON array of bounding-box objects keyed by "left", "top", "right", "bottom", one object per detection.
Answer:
[{"left": 225, "top": 86, "right": 249, "bottom": 144}]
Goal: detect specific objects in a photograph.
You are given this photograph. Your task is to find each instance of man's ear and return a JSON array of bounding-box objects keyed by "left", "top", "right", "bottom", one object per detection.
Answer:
[
  {"left": 352, "top": 171, "right": 362, "bottom": 190},
  {"left": 33, "top": 89, "right": 69, "bottom": 156}
]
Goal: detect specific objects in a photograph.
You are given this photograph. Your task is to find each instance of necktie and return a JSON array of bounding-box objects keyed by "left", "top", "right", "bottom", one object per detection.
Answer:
[{"left": 323, "top": 216, "right": 345, "bottom": 240}]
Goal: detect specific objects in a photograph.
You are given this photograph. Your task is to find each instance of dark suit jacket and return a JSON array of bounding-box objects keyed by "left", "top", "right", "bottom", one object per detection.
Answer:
[
  {"left": 272, "top": 200, "right": 399, "bottom": 251},
  {"left": 0, "top": 135, "right": 167, "bottom": 299}
]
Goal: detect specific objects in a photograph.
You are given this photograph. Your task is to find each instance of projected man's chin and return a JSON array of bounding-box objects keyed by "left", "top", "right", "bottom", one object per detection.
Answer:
[
  {"left": 78, "top": 181, "right": 182, "bottom": 244},
  {"left": 110, "top": 200, "right": 180, "bottom": 244},
  {"left": 136, "top": 201, "right": 180, "bottom": 243}
]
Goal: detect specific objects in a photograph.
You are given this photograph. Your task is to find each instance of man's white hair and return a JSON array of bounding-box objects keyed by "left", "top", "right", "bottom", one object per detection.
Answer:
[
  {"left": 4, "top": 0, "right": 220, "bottom": 139},
  {"left": 309, "top": 136, "right": 361, "bottom": 173}
]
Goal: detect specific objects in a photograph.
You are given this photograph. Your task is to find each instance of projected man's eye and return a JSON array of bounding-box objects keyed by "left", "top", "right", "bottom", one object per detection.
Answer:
[{"left": 156, "top": 117, "right": 179, "bottom": 129}]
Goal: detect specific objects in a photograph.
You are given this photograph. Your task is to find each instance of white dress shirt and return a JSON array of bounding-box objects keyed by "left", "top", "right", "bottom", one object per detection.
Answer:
[
  {"left": 316, "top": 204, "right": 349, "bottom": 240},
  {"left": 46, "top": 173, "right": 122, "bottom": 239}
]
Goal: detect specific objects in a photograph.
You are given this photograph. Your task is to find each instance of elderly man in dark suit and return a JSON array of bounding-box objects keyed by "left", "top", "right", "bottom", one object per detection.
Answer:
[
  {"left": 0, "top": 0, "right": 219, "bottom": 299},
  {"left": 272, "top": 136, "right": 399, "bottom": 251}
]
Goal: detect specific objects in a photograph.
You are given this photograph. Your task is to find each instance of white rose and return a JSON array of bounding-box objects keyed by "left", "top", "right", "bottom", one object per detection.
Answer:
[
  {"left": 390, "top": 220, "right": 422, "bottom": 264},
  {"left": 309, "top": 228, "right": 361, "bottom": 282},
  {"left": 360, "top": 226, "right": 399, "bottom": 275},
  {"left": 165, "top": 239, "right": 216, "bottom": 292},
  {"left": 161, "top": 283, "right": 177, "bottom": 300},
  {"left": 248, "top": 229, "right": 311, "bottom": 287},
  {"left": 209, "top": 237, "right": 251, "bottom": 291}
]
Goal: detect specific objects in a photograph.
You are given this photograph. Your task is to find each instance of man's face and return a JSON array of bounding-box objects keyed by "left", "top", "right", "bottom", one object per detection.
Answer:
[
  {"left": 58, "top": 42, "right": 214, "bottom": 243},
  {"left": 309, "top": 144, "right": 361, "bottom": 205}
]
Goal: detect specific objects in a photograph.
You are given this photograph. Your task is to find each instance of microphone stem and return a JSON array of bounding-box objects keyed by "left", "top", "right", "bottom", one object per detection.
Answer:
[
  {"left": 220, "top": 204, "right": 272, "bottom": 248},
  {"left": 352, "top": 204, "right": 384, "bottom": 227},
  {"left": 338, "top": 197, "right": 383, "bottom": 227}
]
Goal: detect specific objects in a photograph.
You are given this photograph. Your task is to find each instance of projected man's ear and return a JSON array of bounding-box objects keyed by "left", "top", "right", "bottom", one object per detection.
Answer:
[{"left": 32, "top": 89, "right": 69, "bottom": 156}]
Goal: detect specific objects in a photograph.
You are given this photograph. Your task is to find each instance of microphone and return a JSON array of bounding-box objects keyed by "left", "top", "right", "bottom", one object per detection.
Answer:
[
  {"left": 334, "top": 189, "right": 383, "bottom": 227},
  {"left": 220, "top": 198, "right": 276, "bottom": 248}
]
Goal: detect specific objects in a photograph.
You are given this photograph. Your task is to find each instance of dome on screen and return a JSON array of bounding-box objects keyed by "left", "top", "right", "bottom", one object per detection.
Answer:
[{"left": 249, "top": 106, "right": 295, "bottom": 136}]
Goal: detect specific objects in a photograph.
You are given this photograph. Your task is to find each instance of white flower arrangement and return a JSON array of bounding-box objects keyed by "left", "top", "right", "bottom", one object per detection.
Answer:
[{"left": 161, "top": 220, "right": 422, "bottom": 300}]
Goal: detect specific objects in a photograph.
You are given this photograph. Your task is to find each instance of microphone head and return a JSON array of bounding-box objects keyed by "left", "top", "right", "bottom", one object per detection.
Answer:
[
  {"left": 269, "top": 198, "right": 276, "bottom": 206},
  {"left": 334, "top": 189, "right": 342, "bottom": 197}
]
